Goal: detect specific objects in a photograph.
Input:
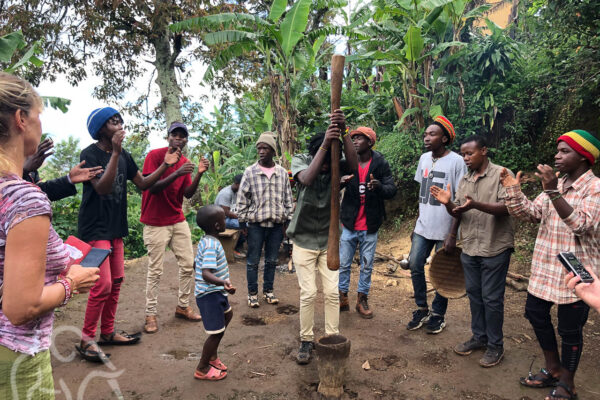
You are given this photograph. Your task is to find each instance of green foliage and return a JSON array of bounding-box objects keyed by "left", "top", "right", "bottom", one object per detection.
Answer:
[
  {"left": 41, "top": 136, "right": 81, "bottom": 181},
  {"left": 50, "top": 195, "right": 81, "bottom": 239},
  {"left": 123, "top": 192, "right": 146, "bottom": 259}
]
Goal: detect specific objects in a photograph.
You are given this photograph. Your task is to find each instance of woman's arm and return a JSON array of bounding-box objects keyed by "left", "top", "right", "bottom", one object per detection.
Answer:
[{"left": 2, "top": 217, "right": 99, "bottom": 325}]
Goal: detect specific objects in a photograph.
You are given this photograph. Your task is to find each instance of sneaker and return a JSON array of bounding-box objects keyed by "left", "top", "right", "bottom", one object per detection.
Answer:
[
  {"left": 425, "top": 314, "right": 445, "bottom": 334},
  {"left": 296, "top": 341, "right": 314, "bottom": 365},
  {"left": 479, "top": 346, "right": 504, "bottom": 368},
  {"left": 234, "top": 250, "right": 246, "bottom": 259},
  {"left": 248, "top": 294, "right": 259, "bottom": 308},
  {"left": 454, "top": 337, "right": 488, "bottom": 356},
  {"left": 263, "top": 291, "right": 279, "bottom": 304},
  {"left": 406, "top": 308, "right": 430, "bottom": 330}
]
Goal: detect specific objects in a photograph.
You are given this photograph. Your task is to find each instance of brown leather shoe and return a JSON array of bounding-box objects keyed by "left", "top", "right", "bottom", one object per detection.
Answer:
[
  {"left": 175, "top": 306, "right": 202, "bottom": 322},
  {"left": 356, "top": 293, "right": 373, "bottom": 319},
  {"left": 339, "top": 291, "right": 349, "bottom": 312},
  {"left": 144, "top": 315, "right": 158, "bottom": 334}
]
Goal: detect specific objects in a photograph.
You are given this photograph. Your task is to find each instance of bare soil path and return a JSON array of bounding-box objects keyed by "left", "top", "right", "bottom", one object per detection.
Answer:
[{"left": 50, "top": 231, "right": 600, "bottom": 400}]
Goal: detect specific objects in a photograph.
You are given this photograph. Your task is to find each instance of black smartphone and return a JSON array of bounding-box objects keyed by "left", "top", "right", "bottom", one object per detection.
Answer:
[
  {"left": 557, "top": 252, "right": 594, "bottom": 284},
  {"left": 80, "top": 248, "right": 111, "bottom": 268}
]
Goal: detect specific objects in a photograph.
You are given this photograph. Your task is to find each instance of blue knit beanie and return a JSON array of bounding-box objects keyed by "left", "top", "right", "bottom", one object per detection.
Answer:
[{"left": 87, "top": 107, "right": 120, "bottom": 140}]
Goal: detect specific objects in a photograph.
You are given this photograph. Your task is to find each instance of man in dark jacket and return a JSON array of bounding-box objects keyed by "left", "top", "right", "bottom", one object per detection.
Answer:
[{"left": 339, "top": 127, "right": 397, "bottom": 318}]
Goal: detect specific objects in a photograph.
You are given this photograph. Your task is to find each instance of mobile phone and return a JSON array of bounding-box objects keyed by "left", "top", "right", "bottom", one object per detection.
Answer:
[
  {"left": 557, "top": 252, "right": 594, "bottom": 284},
  {"left": 80, "top": 248, "right": 111, "bottom": 268}
]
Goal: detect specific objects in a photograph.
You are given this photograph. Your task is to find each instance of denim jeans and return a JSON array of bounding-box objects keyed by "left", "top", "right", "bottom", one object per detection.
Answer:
[
  {"left": 246, "top": 223, "right": 283, "bottom": 294},
  {"left": 408, "top": 232, "right": 448, "bottom": 316},
  {"left": 461, "top": 248, "right": 512, "bottom": 348},
  {"left": 225, "top": 217, "right": 246, "bottom": 249},
  {"left": 339, "top": 227, "right": 378, "bottom": 295}
]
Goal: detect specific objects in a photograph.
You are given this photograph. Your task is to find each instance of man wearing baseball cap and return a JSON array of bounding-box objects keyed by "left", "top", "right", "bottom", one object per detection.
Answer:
[
  {"left": 338, "top": 127, "right": 397, "bottom": 318},
  {"left": 141, "top": 121, "right": 210, "bottom": 333}
]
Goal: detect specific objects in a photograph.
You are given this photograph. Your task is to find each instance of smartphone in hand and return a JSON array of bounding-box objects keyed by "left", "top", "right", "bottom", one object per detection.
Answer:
[{"left": 557, "top": 252, "right": 594, "bottom": 284}]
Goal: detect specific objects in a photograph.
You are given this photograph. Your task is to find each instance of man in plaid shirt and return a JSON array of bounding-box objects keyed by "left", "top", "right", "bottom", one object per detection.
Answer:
[
  {"left": 501, "top": 130, "right": 600, "bottom": 400},
  {"left": 236, "top": 132, "right": 293, "bottom": 308}
]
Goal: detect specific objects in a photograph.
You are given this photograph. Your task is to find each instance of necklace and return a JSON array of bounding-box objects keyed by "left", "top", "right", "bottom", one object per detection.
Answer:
[{"left": 429, "top": 156, "right": 440, "bottom": 179}]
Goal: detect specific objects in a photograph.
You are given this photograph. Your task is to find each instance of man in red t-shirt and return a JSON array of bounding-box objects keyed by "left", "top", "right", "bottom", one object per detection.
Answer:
[
  {"left": 339, "top": 127, "right": 397, "bottom": 318},
  {"left": 141, "top": 122, "right": 209, "bottom": 333}
]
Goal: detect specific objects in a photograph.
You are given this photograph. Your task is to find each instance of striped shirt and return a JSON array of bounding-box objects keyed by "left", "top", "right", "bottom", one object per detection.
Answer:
[
  {"left": 236, "top": 162, "right": 293, "bottom": 227},
  {"left": 505, "top": 170, "right": 600, "bottom": 304},
  {"left": 194, "top": 235, "right": 229, "bottom": 297},
  {"left": 0, "top": 175, "right": 69, "bottom": 355}
]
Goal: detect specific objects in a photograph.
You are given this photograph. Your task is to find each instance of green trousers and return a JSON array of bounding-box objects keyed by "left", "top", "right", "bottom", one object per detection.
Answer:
[{"left": 0, "top": 345, "right": 55, "bottom": 400}]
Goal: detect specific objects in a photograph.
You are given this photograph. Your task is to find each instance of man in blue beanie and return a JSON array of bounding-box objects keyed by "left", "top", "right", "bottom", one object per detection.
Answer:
[{"left": 75, "top": 107, "right": 182, "bottom": 363}]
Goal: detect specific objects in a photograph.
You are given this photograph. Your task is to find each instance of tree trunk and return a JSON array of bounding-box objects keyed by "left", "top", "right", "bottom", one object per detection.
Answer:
[{"left": 151, "top": 26, "right": 183, "bottom": 127}]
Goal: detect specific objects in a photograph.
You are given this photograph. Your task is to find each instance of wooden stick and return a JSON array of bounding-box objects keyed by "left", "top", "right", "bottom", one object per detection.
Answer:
[{"left": 327, "top": 54, "right": 345, "bottom": 271}]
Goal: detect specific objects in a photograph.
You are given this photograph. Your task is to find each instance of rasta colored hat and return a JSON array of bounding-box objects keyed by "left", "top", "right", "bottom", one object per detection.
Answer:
[
  {"left": 433, "top": 115, "right": 455, "bottom": 143},
  {"left": 350, "top": 126, "right": 377, "bottom": 143},
  {"left": 557, "top": 130, "right": 600, "bottom": 165},
  {"left": 87, "top": 107, "right": 120, "bottom": 140},
  {"left": 168, "top": 121, "right": 188, "bottom": 136},
  {"left": 256, "top": 131, "right": 278, "bottom": 152}
]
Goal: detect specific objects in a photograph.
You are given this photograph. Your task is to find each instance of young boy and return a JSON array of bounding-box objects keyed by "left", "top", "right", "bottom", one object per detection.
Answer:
[
  {"left": 193, "top": 205, "right": 236, "bottom": 381},
  {"left": 339, "top": 126, "right": 397, "bottom": 318},
  {"left": 406, "top": 116, "right": 466, "bottom": 334}
]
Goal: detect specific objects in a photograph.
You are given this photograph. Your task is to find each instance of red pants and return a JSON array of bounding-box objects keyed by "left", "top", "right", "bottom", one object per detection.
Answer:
[{"left": 81, "top": 239, "right": 124, "bottom": 340}]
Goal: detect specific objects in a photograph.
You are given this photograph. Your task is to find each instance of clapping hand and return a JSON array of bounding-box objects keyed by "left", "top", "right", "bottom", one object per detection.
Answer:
[
  {"left": 535, "top": 164, "right": 560, "bottom": 191},
  {"left": 367, "top": 174, "right": 380, "bottom": 191},
  {"left": 164, "top": 147, "right": 182, "bottom": 166},
  {"left": 500, "top": 168, "right": 522, "bottom": 188},
  {"left": 453, "top": 195, "right": 475, "bottom": 214},
  {"left": 68, "top": 161, "right": 104, "bottom": 183},
  {"left": 176, "top": 161, "right": 195, "bottom": 176},
  {"left": 430, "top": 183, "right": 452, "bottom": 205},
  {"left": 198, "top": 156, "right": 210, "bottom": 174},
  {"left": 24, "top": 138, "right": 54, "bottom": 173}
]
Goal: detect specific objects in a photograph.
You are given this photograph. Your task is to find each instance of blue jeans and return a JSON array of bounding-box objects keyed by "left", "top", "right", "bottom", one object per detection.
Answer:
[
  {"left": 408, "top": 232, "right": 448, "bottom": 316},
  {"left": 246, "top": 223, "right": 283, "bottom": 294},
  {"left": 339, "top": 227, "right": 378, "bottom": 295},
  {"left": 225, "top": 217, "right": 245, "bottom": 249},
  {"left": 461, "top": 249, "right": 512, "bottom": 348}
]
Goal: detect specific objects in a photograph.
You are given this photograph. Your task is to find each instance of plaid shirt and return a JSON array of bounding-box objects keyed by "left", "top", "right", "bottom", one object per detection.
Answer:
[
  {"left": 236, "top": 162, "right": 293, "bottom": 227},
  {"left": 505, "top": 170, "right": 600, "bottom": 304}
]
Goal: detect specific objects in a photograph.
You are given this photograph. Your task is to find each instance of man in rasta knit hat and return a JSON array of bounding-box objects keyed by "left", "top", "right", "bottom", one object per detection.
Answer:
[
  {"left": 404, "top": 116, "right": 467, "bottom": 334},
  {"left": 500, "top": 130, "right": 600, "bottom": 400}
]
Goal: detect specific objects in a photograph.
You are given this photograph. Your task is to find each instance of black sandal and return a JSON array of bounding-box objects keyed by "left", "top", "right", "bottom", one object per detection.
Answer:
[
  {"left": 97, "top": 330, "right": 142, "bottom": 346},
  {"left": 546, "top": 382, "right": 578, "bottom": 400},
  {"left": 75, "top": 341, "right": 111, "bottom": 363},
  {"left": 519, "top": 367, "right": 558, "bottom": 388}
]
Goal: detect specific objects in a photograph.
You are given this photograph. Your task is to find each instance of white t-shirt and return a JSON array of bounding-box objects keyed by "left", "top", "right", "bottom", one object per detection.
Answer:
[{"left": 413, "top": 151, "right": 467, "bottom": 241}]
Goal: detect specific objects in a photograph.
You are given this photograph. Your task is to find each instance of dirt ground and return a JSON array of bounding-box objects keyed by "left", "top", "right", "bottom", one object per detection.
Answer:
[{"left": 50, "top": 229, "right": 600, "bottom": 400}]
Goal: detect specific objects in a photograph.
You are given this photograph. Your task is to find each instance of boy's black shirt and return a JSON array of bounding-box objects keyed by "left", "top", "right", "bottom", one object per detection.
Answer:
[
  {"left": 340, "top": 150, "right": 397, "bottom": 234},
  {"left": 78, "top": 144, "right": 139, "bottom": 242}
]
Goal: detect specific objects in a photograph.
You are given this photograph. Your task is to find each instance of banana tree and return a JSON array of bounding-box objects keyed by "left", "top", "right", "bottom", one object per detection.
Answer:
[{"left": 171, "top": 0, "right": 329, "bottom": 166}]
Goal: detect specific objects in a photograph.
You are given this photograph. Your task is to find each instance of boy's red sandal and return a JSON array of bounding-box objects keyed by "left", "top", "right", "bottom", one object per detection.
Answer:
[
  {"left": 209, "top": 358, "right": 228, "bottom": 371},
  {"left": 194, "top": 366, "right": 227, "bottom": 381}
]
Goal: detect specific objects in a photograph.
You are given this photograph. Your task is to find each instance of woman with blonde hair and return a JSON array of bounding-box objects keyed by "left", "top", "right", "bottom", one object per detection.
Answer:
[{"left": 0, "top": 72, "right": 99, "bottom": 399}]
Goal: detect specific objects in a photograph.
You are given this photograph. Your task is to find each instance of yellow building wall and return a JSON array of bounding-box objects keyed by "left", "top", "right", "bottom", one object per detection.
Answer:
[{"left": 475, "top": 0, "right": 513, "bottom": 30}]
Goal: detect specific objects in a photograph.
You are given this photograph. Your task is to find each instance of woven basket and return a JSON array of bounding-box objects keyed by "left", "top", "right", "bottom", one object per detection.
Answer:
[{"left": 429, "top": 247, "right": 465, "bottom": 299}]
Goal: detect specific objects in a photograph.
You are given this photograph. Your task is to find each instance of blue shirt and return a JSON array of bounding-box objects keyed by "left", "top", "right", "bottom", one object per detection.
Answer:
[{"left": 194, "top": 235, "right": 230, "bottom": 297}]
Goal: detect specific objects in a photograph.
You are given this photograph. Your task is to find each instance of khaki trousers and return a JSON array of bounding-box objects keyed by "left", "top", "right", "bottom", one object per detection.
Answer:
[
  {"left": 293, "top": 244, "right": 340, "bottom": 342},
  {"left": 143, "top": 221, "right": 194, "bottom": 315}
]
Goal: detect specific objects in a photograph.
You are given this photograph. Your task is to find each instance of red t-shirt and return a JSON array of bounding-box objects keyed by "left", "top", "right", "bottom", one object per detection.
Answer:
[
  {"left": 353, "top": 159, "right": 372, "bottom": 231},
  {"left": 140, "top": 147, "right": 192, "bottom": 226}
]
